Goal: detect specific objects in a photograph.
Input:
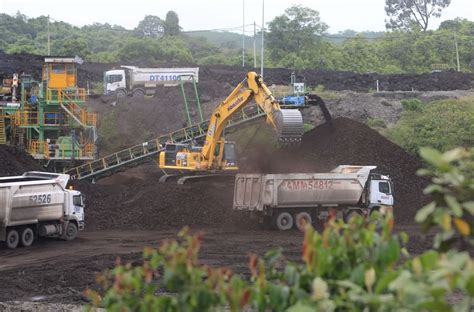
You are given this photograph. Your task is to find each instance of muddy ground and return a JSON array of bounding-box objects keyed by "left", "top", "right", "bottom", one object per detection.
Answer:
[{"left": 0, "top": 225, "right": 433, "bottom": 305}]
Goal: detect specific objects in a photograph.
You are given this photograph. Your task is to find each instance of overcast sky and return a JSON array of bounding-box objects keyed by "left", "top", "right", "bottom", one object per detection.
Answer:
[{"left": 0, "top": 0, "right": 472, "bottom": 33}]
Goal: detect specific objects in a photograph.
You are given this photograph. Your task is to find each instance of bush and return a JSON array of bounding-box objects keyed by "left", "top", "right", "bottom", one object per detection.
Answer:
[
  {"left": 416, "top": 147, "right": 474, "bottom": 250},
  {"left": 385, "top": 97, "right": 474, "bottom": 154},
  {"left": 401, "top": 98, "right": 423, "bottom": 112}
]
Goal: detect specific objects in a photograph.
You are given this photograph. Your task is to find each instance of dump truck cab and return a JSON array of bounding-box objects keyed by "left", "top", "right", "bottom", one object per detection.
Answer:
[
  {"left": 67, "top": 189, "right": 85, "bottom": 231},
  {"left": 367, "top": 173, "right": 394, "bottom": 211}
]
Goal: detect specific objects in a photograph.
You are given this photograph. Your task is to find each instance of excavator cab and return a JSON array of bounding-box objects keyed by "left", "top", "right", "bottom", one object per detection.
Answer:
[
  {"left": 159, "top": 143, "right": 200, "bottom": 169},
  {"left": 161, "top": 143, "right": 188, "bottom": 167},
  {"left": 159, "top": 140, "right": 238, "bottom": 172},
  {"left": 213, "top": 141, "right": 237, "bottom": 170}
]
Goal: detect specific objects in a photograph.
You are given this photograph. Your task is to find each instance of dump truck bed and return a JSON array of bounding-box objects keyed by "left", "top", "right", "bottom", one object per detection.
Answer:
[
  {"left": 233, "top": 166, "right": 375, "bottom": 211},
  {"left": 0, "top": 172, "right": 70, "bottom": 240}
]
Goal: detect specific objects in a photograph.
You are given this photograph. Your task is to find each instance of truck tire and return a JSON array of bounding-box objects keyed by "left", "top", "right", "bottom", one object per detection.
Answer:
[
  {"left": 20, "top": 227, "right": 34, "bottom": 247},
  {"left": 116, "top": 89, "right": 127, "bottom": 98},
  {"left": 132, "top": 88, "right": 145, "bottom": 98},
  {"left": 6, "top": 229, "right": 19, "bottom": 249},
  {"left": 64, "top": 222, "right": 78, "bottom": 241},
  {"left": 295, "top": 212, "right": 312, "bottom": 231},
  {"left": 344, "top": 210, "right": 362, "bottom": 223},
  {"left": 274, "top": 212, "right": 293, "bottom": 231}
]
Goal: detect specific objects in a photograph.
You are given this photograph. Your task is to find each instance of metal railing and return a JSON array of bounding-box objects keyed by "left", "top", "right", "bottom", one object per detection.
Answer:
[
  {"left": 28, "top": 140, "right": 94, "bottom": 160},
  {"left": 46, "top": 88, "right": 87, "bottom": 103},
  {"left": 15, "top": 111, "right": 68, "bottom": 127},
  {"left": 61, "top": 91, "right": 97, "bottom": 127}
]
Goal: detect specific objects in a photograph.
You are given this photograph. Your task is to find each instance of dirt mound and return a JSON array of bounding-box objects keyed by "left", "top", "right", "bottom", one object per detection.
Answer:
[
  {"left": 76, "top": 118, "right": 426, "bottom": 230},
  {"left": 75, "top": 166, "right": 247, "bottom": 231},
  {"left": 201, "top": 66, "right": 474, "bottom": 92},
  {"left": 243, "top": 117, "right": 429, "bottom": 224},
  {"left": 0, "top": 145, "right": 42, "bottom": 176},
  {"left": 89, "top": 81, "right": 233, "bottom": 155}
]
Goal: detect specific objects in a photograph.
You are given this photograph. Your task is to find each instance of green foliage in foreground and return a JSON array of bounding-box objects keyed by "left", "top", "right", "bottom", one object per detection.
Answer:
[
  {"left": 86, "top": 148, "right": 474, "bottom": 311},
  {"left": 416, "top": 147, "right": 474, "bottom": 250},
  {"left": 385, "top": 97, "right": 474, "bottom": 154}
]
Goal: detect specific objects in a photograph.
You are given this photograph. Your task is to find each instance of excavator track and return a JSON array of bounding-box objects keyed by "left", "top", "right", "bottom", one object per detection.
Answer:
[{"left": 274, "top": 109, "right": 304, "bottom": 145}]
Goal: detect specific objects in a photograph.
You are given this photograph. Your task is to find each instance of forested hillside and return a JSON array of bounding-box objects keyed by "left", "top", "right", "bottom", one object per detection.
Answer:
[{"left": 0, "top": 6, "right": 473, "bottom": 73}]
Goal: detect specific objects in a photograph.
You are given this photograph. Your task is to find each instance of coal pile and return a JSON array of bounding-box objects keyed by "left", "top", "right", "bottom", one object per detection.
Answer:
[
  {"left": 77, "top": 118, "right": 427, "bottom": 231},
  {"left": 243, "top": 117, "right": 429, "bottom": 224},
  {"left": 0, "top": 145, "right": 42, "bottom": 176},
  {"left": 198, "top": 66, "right": 474, "bottom": 92},
  {"left": 75, "top": 170, "right": 246, "bottom": 231},
  {"left": 1, "top": 50, "right": 473, "bottom": 92}
]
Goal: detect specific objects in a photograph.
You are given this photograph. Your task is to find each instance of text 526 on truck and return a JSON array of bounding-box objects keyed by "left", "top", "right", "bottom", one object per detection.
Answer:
[
  {"left": 0, "top": 172, "right": 85, "bottom": 249},
  {"left": 233, "top": 166, "right": 394, "bottom": 230}
]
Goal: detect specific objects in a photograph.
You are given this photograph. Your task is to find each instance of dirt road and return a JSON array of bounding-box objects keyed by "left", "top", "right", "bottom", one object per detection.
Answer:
[{"left": 0, "top": 224, "right": 431, "bottom": 305}]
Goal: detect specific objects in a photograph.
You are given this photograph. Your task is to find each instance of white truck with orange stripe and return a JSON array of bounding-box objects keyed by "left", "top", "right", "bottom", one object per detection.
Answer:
[{"left": 233, "top": 166, "right": 394, "bottom": 230}]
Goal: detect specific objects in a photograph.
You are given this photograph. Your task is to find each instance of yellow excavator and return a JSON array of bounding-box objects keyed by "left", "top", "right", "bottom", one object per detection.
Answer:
[{"left": 158, "top": 72, "right": 304, "bottom": 174}]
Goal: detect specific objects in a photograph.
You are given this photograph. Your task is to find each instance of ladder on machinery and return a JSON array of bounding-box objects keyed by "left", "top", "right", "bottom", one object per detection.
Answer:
[
  {"left": 65, "top": 103, "right": 267, "bottom": 181},
  {"left": 0, "top": 116, "right": 5, "bottom": 145},
  {"left": 180, "top": 75, "right": 204, "bottom": 126}
]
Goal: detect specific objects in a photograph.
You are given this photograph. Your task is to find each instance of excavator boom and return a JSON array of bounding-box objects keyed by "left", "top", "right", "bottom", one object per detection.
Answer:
[{"left": 158, "top": 72, "right": 304, "bottom": 172}]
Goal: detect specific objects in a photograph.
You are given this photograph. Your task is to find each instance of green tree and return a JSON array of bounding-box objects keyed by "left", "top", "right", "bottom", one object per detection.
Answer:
[
  {"left": 117, "top": 38, "right": 161, "bottom": 64},
  {"left": 266, "top": 5, "right": 328, "bottom": 65},
  {"left": 135, "top": 15, "right": 163, "bottom": 37},
  {"left": 340, "top": 36, "right": 383, "bottom": 72},
  {"left": 163, "top": 11, "right": 180, "bottom": 36},
  {"left": 385, "top": 0, "right": 451, "bottom": 31},
  {"left": 59, "top": 37, "right": 90, "bottom": 59},
  {"left": 157, "top": 36, "right": 193, "bottom": 63}
]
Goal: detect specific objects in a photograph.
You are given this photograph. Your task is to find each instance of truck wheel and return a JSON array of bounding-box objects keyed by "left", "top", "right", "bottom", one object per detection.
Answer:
[
  {"left": 295, "top": 212, "right": 312, "bottom": 231},
  {"left": 132, "top": 88, "right": 145, "bottom": 98},
  {"left": 6, "top": 229, "right": 19, "bottom": 249},
  {"left": 344, "top": 210, "right": 362, "bottom": 223},
  {"left": 274, "top": 212, "right": 293, "bottom": 231},
  {"left": 64, "top": 222, "right": 78, "bottom": 241},
  {"left": 20, "top": 227, "right": 34, "bottom": 247},
  {"left": 116, "top": 89, "right": 127, "bottom": 98}
]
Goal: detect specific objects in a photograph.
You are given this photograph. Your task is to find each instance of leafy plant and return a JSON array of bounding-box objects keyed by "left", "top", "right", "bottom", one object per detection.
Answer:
[
  {"left": 400, "top": 98, "right": 423, "bottom": 112},
  {"left": 416, "top": 147, "right": 474, "bottom": 250}
]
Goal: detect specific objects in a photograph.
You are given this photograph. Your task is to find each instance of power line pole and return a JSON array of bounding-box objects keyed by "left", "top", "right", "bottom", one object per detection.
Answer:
[
  {"left": 47, "top": 15, "right": 51, "bottom": 56},
  {"left": 454, "top": 31, "right": 460, "bottom": 72},
  {"left": 261, "top": 0, "right": 264, "bottom": 77},
  {"left": 242, "top": 0, "right": 245, "bottom": 67},
  {"left": 253, "top": 21, "right": 257, "bottom": 68}
]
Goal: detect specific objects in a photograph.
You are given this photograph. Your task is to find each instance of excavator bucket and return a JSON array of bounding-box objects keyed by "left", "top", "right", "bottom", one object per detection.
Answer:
[
  {"left": 306, "top": 94, "right": 333, "bottom": 125},
  {"left": 274, "top": 109, "right": 304, "bottom": 145}
]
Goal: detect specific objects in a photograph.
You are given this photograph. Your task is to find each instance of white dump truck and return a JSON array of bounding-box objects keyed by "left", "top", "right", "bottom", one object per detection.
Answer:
[
  {"left": 0, "top": 171, "right": 85, "bottom": 248},
  {"left": 104, "top": 66, "right": 199, "bottom": 98},
  {"left": 233, "top": 166, "right": 394, "bottom": 230}
]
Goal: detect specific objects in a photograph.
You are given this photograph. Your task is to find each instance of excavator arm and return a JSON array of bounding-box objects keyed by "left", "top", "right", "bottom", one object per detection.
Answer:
[{"left": 200, "top": 72, "right": 303, "bottom": 168}]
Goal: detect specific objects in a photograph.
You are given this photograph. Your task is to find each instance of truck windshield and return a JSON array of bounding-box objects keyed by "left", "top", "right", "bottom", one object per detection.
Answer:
[
  {"left": 107, "top": 74, "right": 123, "bottom": 83},
  {"left": 379, "top": 181, "right": 391, "bottom": 195},
  {"left": 73, "top": 195, "right": 83, "bottom": 206}
]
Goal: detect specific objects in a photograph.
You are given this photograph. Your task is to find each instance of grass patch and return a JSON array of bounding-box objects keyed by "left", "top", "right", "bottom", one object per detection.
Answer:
[
  {"left": 367, "top": 118, "right": 386, "bottom": 129},
  {"left": 384, "top": 97, "right": 474, "bottom": 154}
]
